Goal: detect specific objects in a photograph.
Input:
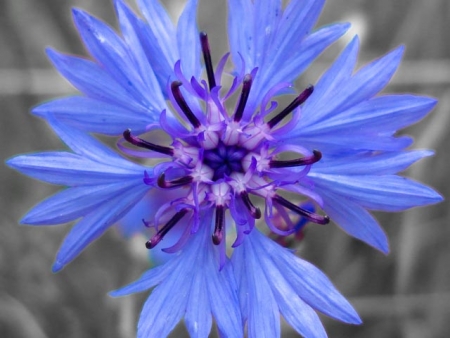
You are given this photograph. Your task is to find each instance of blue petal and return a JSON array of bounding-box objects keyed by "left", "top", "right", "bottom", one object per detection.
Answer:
[
  {"left": 232, "top": 229, "right": 361, "bottom": 336},
  {"left": 314, "top": 150, "right": 434, "bottom": 175},
  {"left": 47, "top": 117, "right": 143, "bottom": 169},
  {"left": 284, "top": 133, "right": 414, "bottom": 153},
  {"left": 72, "top": 9, "right": 156, "bottom": 107},
  {"left": 185, "top": 267, "right": 212, "bottom": 338},
  {"left": 21, "top": 180, "right": 144, "bottom": 225},
  {"left": 110, "top": 260, "right": 177, "bottom": 296},
  {"left": 176, "top": 0, "right": 201, "bottom": 80},
  {"left": 227, "top": 0, "right": 347, "bottom": 121},
  {"left": 310, "top": 173, "right": 443, "bottom": 211},
  {"left": 295, "top": 42, "right": 405, "bottom": 135},
  {"left": 114, "top": 0, "right": 166, "bottom": 106},
  {"left": 317, "top": 189, "right": 389, "bottom": 253},
  {"left": 46, "top": 48, "right": 149, "bottom": 113},
  {"left": 227, "top": 0, "right": 254, "bottom": 75},
  {"left": 329, "top": 45, "right": 404, "bottom": 113},
  {"left": 274, "top": 0, "right": 325, "bottom": 59},
  {"left": 112, "top": 214, "right": 241, "bottom": 337},
  {"left": 207, "top": 260, "right": 243, "bottom": 338},
  {"left": 252, "top": 0, "right": 282, "bottom": 69},
  {"left": 301, "top": 36, "right": 360, "bottom": 126},
  {"left": 136, "top": 0, "right": 178, "bottom": 90},
  {"left": 303, "top": 95, "right": 437, "bottom": 134},
  {"left": 6, "top": 152, "right": 142, "bottom": 186},
  {"left": 250, "top": 229, "right": 362, "bottom": 324},
  {"left": 230, "top": 238, "right": 249, "bottom": 321},
  {"left": 137, "top": 255, "right": 193, "bottom": 337},
  {"left": 52, "top": 182, "right": 148, "bottom": 272},
  {"left": 231, "top": 234, "right": 281, "bottom": 337},
  {"left": 274, "top": 290, "right": 327, "bottom": 338},
  {"left": 267, "top": 23, "right": 350, "bottom": 91},
  {"left": 33, "top": 96, "right": 153, "bottom": 135}
]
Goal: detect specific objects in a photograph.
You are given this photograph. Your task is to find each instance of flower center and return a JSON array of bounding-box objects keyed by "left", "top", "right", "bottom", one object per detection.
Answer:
[
  {"left": 121, "top": 31, "right": 329, "bottom": 257},
  {"left": 203, "top": 142, "right": 246, "bottom": 181}
]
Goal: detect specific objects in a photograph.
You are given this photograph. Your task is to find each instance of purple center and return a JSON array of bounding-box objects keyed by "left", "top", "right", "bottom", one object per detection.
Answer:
[
  {"left": 203, "top": 142, "right": 246, "bottom": 180},
  {"left": 121, "top": 31, "right": 329, "bottom": 258}
]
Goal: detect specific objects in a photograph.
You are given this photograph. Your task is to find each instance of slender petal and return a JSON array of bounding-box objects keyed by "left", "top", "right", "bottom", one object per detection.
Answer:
[
  {"left": 46, "top": 48, "right": 150, "bottom": 114},
  {"left": 232, "top": 229, "right": 361, "bottom": 337},
  {"left": 52, "top": 181, "right": 148, "bottom": 272},
  {"left": 33, "top": 96, "right": 152, "bottom": 135},
  {"left": 111, "top": 213, "right": 242, "bottom": 337},
  {"left": 310, "top": 173, "right": 443, "bottom": 211},
  {"left": 227, "top": 0, "right": 348, "bottom": 120}
]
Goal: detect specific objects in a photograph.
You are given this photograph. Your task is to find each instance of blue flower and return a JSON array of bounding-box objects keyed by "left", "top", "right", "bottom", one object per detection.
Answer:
[{"left": 7, "top": 0, "right": 443, "bottom": 337}]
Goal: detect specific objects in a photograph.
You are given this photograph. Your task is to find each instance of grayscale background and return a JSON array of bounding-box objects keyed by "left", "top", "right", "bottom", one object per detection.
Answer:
[{"left": 1, "top": 0, "right": 449, "bottom": 337}]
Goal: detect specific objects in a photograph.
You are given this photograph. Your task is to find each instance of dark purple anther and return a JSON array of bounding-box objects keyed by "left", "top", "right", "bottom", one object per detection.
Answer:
[
  {"left": 200, "top": 32, "right": 216, "bottom": 90},
  {"left": 123, "top": 129, "right": 174, "bottom": 156},
  {"left": 212, "top": 205, "right": 225, "bottom": 245},
  {"left": 233, "top": 74, "right": 253, "bottom": 122},
  {"left": 270, "top": 150, "right": 322, "bottom": 168},
  {"left": 267, "top": 85, "right": 314, "bottom": 129},
  {"left": 157, "top": 173, "right": 194, "bottom": 189},
  {"left": 146, "top": 208, "right": 189, "bottom": 249},
  {"left": 171, "top": 81, "right": 201, "bottom": 128},
  {"left": 240, "top": 191, "right": 261, "bottom": 219},
  {"left": 273, "top": 194, "right": 329, "bottom": 225}
]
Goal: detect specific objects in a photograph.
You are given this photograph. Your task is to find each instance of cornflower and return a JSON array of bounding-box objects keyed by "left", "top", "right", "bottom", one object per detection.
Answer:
[{"left": 7, "top": 0, "right": 442, "bottom": 336}]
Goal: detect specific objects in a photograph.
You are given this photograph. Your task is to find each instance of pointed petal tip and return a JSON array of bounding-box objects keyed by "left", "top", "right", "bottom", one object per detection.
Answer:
[
  {"left": 52, "top": 261, "right": 64, "bottom": 273},
  {"left": 381, "top": 245, "right": 390, "bottom": 256},
  {"left": 31, "top": 103, "right": 50, "bottom": 118},
  {"left": 108, "top": 289, "right": 123, "bottom": 298},
  {"left": 45, "top": 46, "right": 57, "bottom": 57},
  {"left": 390, "top": 44, "right": 405, "bottom": 62},
  {"left": 430, "top": 192, "right": 444, "bottom": 204},
  {"left": 71, "top": 7, "right": 86, "bottom": 22},
  {"left": 338, "top": 22, "right": 352, "bottom": 33},
  {"left": 422, "top": 96, "right": 438, "bottom": 107},
  {"left": 338, "top": 302, "right": 363, "bottom": 325},
  {"left": 113, "top": 0, "right": 123, "bottom": 8},
  {"left": 376, "top": 237, "right": 390, "bottom": 255},
  {"left": 349, "top": 312, "right": 363, "bottom": 325},
  {"left": 370, "top": 234, "right": 390, "bottom": 255},
  {"left": 19, "top": 212, "right": 49, "bottom": 226},
  {"left": 347, "top": 34, "right": 360, "bottom": 45},
  {"left": 5, "top": 157, "right": 15, "bottom": 168},
  {"left": 19, "top": 215, "right": 32, "bottom": 225},
  {"left": 71, "top": 7, "right": 86, "bottom": 18},
  {"left": 5, "top": 156, "right": 25, "bottom": 170},
  {"left": 113, "top": 0, "right": 129, "bottom": 16}
]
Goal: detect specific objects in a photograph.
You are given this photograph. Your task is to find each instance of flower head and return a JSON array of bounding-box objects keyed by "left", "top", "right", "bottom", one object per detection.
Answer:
[{"left": 7, "top": 0, "right": 443, "bottom": 337}]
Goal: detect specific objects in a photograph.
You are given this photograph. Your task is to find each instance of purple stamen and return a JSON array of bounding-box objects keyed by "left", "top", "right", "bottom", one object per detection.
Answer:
[
  {"left": 267, "top": 85, "right": 314, "bottom": 129},
  {"left": 123, "top": 129, "right": 174, "bottom": 156},
  {"left": 212, "top": 205, "right": 225, "bottom": 245},
  {"left": 273, "top": 194, "right": 329, "bottom": 225},
  {"left": 146, "top": 208, "right": 189, "bottom": 249},
  {"left": 234, "top": 74, "right": 253, "bottom": 122},
  {"left": 200, "top": 32, "right": 216, "bottom": 90},
  {"left": 240, "top": 191, "right": 261, "bottom": 219},
  {"left": 157, "top": 172, "right": 193, "bottom": 189},
  {"left": 171, "top": 81, "right": 202, "bottom": 128},
  {"left": 270, "top": 150, "right": 322, "bottom": 168}
]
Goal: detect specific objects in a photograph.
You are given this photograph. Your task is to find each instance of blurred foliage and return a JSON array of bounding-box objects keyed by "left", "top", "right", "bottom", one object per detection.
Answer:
[{"left": 1, "top": 0, "right": 449, "bottom": 337}]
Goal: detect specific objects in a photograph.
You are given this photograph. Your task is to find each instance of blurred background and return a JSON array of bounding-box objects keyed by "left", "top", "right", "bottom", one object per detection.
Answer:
[{"left": 1, "top": 0, "right": 449, "bottom": 337}]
